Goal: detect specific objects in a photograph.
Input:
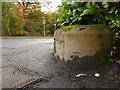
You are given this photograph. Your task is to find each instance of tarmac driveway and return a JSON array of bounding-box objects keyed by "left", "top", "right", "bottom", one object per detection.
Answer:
[{"left": 2, "top": 38, "right": 120, "bottom": 89}]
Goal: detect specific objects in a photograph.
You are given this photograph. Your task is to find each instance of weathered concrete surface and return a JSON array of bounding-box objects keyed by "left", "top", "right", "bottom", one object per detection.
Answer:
[
  {"left": 54, "top": 25, "right": 113, "bottom": 71},
  {"left": 54, "top": 30, "right": 65, "bottom": 60},
  {"left": 2, "top": 65, "right": 40, "bottom": 88},
  {"left": 2, "top": 38, "right": 120, "bottom": 88}
]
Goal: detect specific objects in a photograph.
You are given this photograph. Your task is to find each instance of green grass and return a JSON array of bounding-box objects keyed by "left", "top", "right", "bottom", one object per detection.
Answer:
[{"left": 2, "top": 36, "right": 54, "bottom": 39}]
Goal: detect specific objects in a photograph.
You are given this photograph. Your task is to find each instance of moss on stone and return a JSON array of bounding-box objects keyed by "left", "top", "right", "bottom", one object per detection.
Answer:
[
  {"left": 60, "top": 25, "right": 79, "bottom": 32},
  {"left": 59, "top": 24, "right": 107, "bottom": 32}
]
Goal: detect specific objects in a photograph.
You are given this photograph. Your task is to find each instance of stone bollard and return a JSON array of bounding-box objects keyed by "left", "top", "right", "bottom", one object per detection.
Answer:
[{"left": 54, "top": 25, "right": 113, "bottom": 71}]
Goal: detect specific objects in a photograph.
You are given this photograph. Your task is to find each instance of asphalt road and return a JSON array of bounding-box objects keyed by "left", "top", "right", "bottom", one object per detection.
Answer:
[
  {"left": 2, "top": 38, "right": 54, "bottom": 49},
  {"left": 2, "top": 38, "right": 120, "bottom": 88},
  {"left": 2, "top": 38, "right": 76, "bottom": 88}
]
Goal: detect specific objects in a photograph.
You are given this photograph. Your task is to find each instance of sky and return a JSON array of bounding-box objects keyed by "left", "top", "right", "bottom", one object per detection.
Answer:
[
  {"left": 17, "top": 0, "right": 62, "bottom": 12},
  {"left": 40, "top": 0, "right": 62, "bottom": 12}
]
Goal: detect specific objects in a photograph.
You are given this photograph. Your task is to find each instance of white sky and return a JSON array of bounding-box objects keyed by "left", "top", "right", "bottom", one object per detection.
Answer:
[{"left": 40, "top": 0, "right": 62, "bottom": 12}]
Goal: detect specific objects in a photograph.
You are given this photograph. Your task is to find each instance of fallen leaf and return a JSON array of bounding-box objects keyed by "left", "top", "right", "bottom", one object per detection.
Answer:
[
  {"left": 116, "top": 60, "right": 120, "bottom": 64},
  {"left": 75, "top": 73, "right": 87, "bottom": 77}
]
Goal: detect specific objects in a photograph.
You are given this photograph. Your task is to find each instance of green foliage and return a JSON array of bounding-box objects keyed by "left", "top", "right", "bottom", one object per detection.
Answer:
[
  {"left": 58, "top": 2, "right": 120, "bottom": 26},
  {"left": 57, "top": 1, "right": 120, "bottom": 57},
  {"left": 2, "top": 2, "right": 55, "bottom": 36},
  {"left": 2, "top": 2, "right": 24, "bottom": 36},
  {"left": 0, "top": 1, "right": 2, "bottom": 22},
  {"left": 44, "top": 12, "right": 54, "bottom": 35},
  {"left": 25, "top": 10, "right": 43, "bottom": 35}
]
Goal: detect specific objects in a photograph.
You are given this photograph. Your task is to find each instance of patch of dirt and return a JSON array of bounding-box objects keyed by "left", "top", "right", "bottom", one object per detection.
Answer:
[{"left": 69, "top": 61, "right": 120, "bottom": 88}]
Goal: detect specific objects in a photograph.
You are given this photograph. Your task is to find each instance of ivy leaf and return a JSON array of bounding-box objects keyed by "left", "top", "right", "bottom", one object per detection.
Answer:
[
  {"left": 111, "top": 6, "right": 116, "bottom": 12},
  {"left": 70, "top": 17, "right": 74, "bottom": 20},
  {"left": 102, "top": 1, "right": 109, "bottom": 8},
  {"left": 72, "top": 18, "right": 77, "bottom": 23},
  {"left": 94, "top": 4, "right": 100, "bottom": 9},
  {"left": 115, "top": 16, "right": 120, "bottom": 27},
  {"left": 77, "top": 7, "right": 86, "bottom": 12},
  {"left": 109, "top": 6, "right": 116, "bottom": 13},
  {"left": 105, "top": 14, "right": 114, "bottom": 20},
  {"left": 80, "top": 9, "right": 94, "bottom": 16},
  {"left": 115, "top": 16, "right": 120, "bottom": 22},
  {"left": 78, "top": 17, "right": 82, "bottom": 21},
  {"left": 86, "top": 2, "right": 91, "bottom": 8}
]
